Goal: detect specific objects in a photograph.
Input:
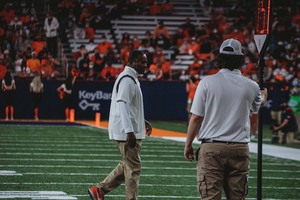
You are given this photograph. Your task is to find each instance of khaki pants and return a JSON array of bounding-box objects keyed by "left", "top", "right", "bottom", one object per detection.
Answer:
[
  {"left": 270, "top": 110, "right": 281, "bottom": 125},
  {"left": 281, "top": 132, "right": 300, "bottom": 144},
  {"left": 99, "top": 140, "right": 142, "bottom": 200},
  {"left": 196, "top": 143, "right": 250, "bottom": 200}
]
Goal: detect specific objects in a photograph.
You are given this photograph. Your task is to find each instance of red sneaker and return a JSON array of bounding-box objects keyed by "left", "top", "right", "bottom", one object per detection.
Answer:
[{"left": 88, "top": 186, "right": 104, "bottom": 200}]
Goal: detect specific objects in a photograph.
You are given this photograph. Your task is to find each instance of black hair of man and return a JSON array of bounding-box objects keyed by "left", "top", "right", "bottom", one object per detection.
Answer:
[
  {"left": 128, "top": 50, "right": 145, "bottom": 64},
  {"left": 216, "top": 53, "right": 244, "bottom": 71}
]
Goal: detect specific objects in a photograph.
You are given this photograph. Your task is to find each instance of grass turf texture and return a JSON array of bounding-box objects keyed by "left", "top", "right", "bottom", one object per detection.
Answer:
[{"left": 0, "top": 123, "right": 300, "bottom": 199}]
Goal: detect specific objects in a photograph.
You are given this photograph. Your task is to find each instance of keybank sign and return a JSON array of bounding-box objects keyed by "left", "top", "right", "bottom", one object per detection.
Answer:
[{"left": 78, "top": 90, "right": 112, "bottom": 111}]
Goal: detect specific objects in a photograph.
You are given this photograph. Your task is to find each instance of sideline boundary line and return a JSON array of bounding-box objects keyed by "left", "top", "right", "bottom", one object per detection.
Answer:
[{"left": 78, "top": 120, "right": 300, "bottom": 162}]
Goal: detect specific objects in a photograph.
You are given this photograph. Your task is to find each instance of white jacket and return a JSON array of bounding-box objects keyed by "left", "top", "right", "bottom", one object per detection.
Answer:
[
  {"left": 108, "top": 66, "right": 146, "bottom": 141},
  {"left": 44, "top": 17, "right": 59, "bottom": 38}
]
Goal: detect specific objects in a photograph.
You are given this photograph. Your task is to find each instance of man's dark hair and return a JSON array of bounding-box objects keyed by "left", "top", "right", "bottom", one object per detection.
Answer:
[
  {"left": 216, "top": 53, "right": 244, "bottom": 71},
  {"left": 128, "top": 50, "right": 144, "bottom": 63}
]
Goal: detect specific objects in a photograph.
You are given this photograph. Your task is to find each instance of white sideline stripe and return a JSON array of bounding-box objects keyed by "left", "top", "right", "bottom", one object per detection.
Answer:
[
  {"left": 162, "top": 136, "right": 300, "bottom": 162},
  {"left": 1, "top": 183, "right": 300, "bottom": 191},
  {"left": 0, "top": 158, "right": 189, "bottom": 164},
  {"left": 0, "top": 164, "right": 194, "bottom": 170},
  {"left": 73, "top": 194, "right": 298, "bottom": 200},
  {"left": 0, "top": 158, "right": 299, "bottom": 167},
  {"left": 0, "top": 143, "right": 182, "bottom": 150},
  {"left": 23, "top": 172, "right": 197, "bottom": 177},
  {"left": 0, "top": 152, "right": 183, "bottom": 158},
  {"left": 0, "top": 191, "right": 76, "bottom": 199},
  {"left": 17, "top": 172, "right": 300, "bottom": 180},
  {"left": 2, "top": 134, "right": 300, "bottom": 162},
  {"left": 0, "top": 170, "right": 22, "bottom": 176},
  {"left": 0, "top": 140, "right": 173, "bottom": 146},
  {"left": 0, "top": 148, "right": 183, "bottom": 154},
  {"left": 2, "top": 165, "right": 300, "bottom": 173},
  {"left": 0, "top": 137, "right": 170, "bottom": 145}
]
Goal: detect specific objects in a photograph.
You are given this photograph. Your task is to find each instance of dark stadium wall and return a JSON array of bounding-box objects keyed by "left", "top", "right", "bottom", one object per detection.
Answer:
[{"left": 0, "top": 79, "right": 189, "bottom": 121}]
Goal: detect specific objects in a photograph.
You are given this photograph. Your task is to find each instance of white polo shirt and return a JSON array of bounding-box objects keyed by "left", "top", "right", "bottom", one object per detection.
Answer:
[
  {"left": 108, "top": 66, "right": 145, "bottom": 141},
  {"left": 191, "top": 69, "right": 262, "bottom": 143}
]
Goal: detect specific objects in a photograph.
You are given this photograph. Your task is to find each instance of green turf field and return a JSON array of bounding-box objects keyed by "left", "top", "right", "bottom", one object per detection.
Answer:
[{"left": 0, "top": 123, "right": 300, "bottom": 199}]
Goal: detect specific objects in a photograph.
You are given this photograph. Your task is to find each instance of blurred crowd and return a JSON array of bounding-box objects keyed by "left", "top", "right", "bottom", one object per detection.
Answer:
[{"left": 0, "top": 0, "right": 299, "bottom": 86}]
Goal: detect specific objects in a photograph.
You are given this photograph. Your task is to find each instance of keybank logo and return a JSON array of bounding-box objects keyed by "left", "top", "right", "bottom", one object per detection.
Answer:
[{"left": 78, "top": 90, "right": 112, "bottom": 111}]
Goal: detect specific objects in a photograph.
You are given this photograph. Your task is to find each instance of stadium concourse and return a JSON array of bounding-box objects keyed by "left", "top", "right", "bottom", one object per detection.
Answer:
[{"left": 78, "top": 120, "right": 300, "bottom": 162}]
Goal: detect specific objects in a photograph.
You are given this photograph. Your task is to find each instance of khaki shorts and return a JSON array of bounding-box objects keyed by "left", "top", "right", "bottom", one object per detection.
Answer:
[{"left": 196, "top": 143, "right": 250, "bottom": 200}]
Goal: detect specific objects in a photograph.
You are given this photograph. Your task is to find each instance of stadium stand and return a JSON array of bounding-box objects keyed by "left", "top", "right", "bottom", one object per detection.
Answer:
[{"left": 1, "top": 0, "right": 300, "bottom": 83}]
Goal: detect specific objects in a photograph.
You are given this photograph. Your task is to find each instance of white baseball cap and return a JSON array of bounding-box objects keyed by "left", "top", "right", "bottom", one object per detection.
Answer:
[{"left": 219, "top": 38, "right": 243, "bottom": 56}]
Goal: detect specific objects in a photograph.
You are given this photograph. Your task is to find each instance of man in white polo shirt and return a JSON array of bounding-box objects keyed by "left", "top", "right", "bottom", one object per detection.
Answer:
[
  {"left": 184, "top": 38, "right": 267, "bottom": 200},
  {"left": 88, "top": 50, "right": 152, "bottom": 200}
]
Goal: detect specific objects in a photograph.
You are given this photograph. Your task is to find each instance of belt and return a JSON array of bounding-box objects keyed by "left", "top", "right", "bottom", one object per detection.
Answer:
[{"left": 201, "top": 138, "right": 248, "bottom": 144}]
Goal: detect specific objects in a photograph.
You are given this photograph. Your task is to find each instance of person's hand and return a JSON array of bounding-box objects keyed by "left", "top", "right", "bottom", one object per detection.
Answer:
[
  {"left": 145, "top": 120, "right": 152, "bottom": 136},
  {"left": 184, "top": 144, "right": 194, "bottom": 161},
  {"left": 271, "top": 126, "right": 279, "bottom": 132},
  {"left": 126, "top": 132, "right": 136, "bottom": 148},
  {"left": 260, "top": 88, "right": 268, "bottom": 104}
]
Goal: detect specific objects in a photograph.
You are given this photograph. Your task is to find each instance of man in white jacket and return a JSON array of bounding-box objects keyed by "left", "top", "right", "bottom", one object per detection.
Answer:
[
  {"left": 44, "top": 11, "right": 59, "bottom": 57},
  {"left": 88, "top": 50, "right": 152, "bottom": 200}
]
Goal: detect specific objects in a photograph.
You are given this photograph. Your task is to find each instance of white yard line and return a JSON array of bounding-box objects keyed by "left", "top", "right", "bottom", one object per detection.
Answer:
[
  {"left": 162, "top": 136, "right": 300, "bottom": 162},
  {"left": 2, "top": 165, "right": 300, "bottom": 173},
  {"left": 0, "top": 170, "right": 22, "bottom": 176},
  {"left": 0, "top": 191, "right": 76, "bottom": 199},
  {"left": 1, "top": 170, "right": 299, "bottom": 181},
  {"left": 1, "top": 182, "right": 300, "bottom": 190}
]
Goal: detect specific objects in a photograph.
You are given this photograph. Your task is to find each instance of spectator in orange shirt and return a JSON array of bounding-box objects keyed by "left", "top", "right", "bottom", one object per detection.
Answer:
[
  {"left": 148, "top": 62, "right": 163, "bottom": 80},
  {"left": 186, "top": 37, "right": 200, "bottom": 55},
  {"left": 0, "top": 59, "right": 7, "bottom": 78},
  {"left": 153, "top": 45, "right": 165, "bottom": 64},
  {"left": 100, "top": 62, "right": 118, "bottom": 81},
  {"left": 85, "top": 22, "right": 95, "bottom": 40},
  {"left": 149, "top": 1, "right": 162, "bottom": 15},
  {"left": 26, "top": 51, "right": 41, "bottom": 74},
  {"left": 228, "top": 28, "right": 246, "bottom": 45},
  {"left": 97, "top": 34, "right": 113, "bottom": 55},
  {"left": 172, "top": 27, "right": 186, "bottom": 49},
  {"left": 41, "top": 53, "right": 60, "bottom": 79},
  {"left": 186, "top": 74, "right": 200, "bottom": 120},
  {"left": 153, "top": 20, "right": 170, "bottom": 40},
  {"left": 0, "top": 3, "right": 15, "bottom": 24},
  {"left": 132, "top": 34, "right": 141, "bottom": 49},
  {"left": 120, "top": 43, "right": 134, "bottom": 65},
  {"left": 189, "top": 56, "right": 202, "bottom": 75},
  {"left": 161, "top": 58, "right": 171, "bottom": 80},
  {"left": 31, "top": 34, "right": 46, "bottom": 55},
  {"left": 241, "top": 56, "right": 257, "bottom": 77},
  {"left": 162, "top": 0, "right": 174, "bottom": 15},
  {"left": 19, "top": 13, "right": 30, "bottom": 25}
]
